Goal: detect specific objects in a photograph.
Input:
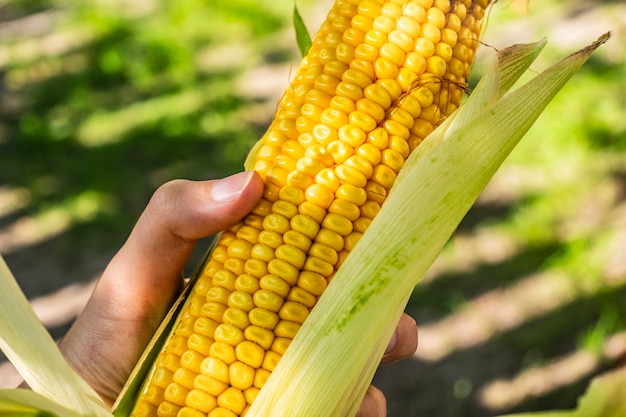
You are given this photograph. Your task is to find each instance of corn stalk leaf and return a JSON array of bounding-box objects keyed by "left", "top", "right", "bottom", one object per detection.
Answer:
[
  {"left": 499, "top": 366, "right": 626, "bottom": 417},
  {"left": 293, "top": 4, "right": 312, "bottom": 57},
  {"left": 246, "top": 33, "right": 609, "bottom": 417},
  {"left": 0, "top": 389, "right": 86, "bottom": 417},
  {"left": 0, "top": 256, "right": 110, "bottom": 417}
]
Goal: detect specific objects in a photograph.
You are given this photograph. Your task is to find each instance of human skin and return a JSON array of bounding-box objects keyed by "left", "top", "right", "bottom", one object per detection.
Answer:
[{"left": 57, "top": 171, "right": 418, "bottom": 417}]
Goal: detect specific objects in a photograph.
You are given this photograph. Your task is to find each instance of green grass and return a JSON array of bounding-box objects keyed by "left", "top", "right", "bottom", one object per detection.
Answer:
[{"left": 1, "top": 0, "right": 625, "bottom": 415}]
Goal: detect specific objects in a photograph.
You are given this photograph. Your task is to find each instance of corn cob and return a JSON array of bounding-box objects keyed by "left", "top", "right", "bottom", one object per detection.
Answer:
[{"left": 130, "top": 1, "right": 491, "bottom": 416}]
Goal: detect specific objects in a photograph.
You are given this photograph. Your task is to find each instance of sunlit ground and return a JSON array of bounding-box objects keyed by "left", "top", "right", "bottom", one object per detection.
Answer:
[{"left": 1, "top": 0, "right": 625, "bottom": 416}]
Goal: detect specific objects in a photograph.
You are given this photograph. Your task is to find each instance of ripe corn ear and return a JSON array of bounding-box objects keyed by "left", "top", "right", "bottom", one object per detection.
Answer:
[{"left": 130, "top": 1, "right": 492, "bottom": 416}]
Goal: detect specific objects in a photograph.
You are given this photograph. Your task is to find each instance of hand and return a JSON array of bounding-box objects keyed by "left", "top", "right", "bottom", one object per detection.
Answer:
[
  {"left": 357, "top": 313, "right": 418, "bottom": 417},
  {"left": 58, "top": 171, "right": 418, "bottom": 416}
]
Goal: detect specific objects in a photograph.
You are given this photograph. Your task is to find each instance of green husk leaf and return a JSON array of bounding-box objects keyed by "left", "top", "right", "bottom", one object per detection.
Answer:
[
  {"left": 293, "top": 4, "right": 312, "bottom": 57},
  {"left": 0, "top": 256, "right": 110, "bottom": 417},
  {"left": 246, "top": 33, "right": 608, "bottom": 417},
  {"left": 499, "top": 365, "right": 626, "bottom": 417},
  {"left": 446, "top": 39, "right": 546, "bottom": 137},
  {"left": 0, "top": 389, "right": 85, "bottom": 417}
]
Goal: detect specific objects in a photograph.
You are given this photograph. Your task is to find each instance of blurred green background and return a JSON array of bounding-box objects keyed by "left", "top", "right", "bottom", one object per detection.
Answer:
[{"left": 0, "top": 0, "right": 625, "bottom": 416}]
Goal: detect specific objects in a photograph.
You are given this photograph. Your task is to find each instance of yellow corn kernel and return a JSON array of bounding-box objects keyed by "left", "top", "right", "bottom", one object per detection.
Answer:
[
  {"left": 320, "top": 107, "right": 349, "bottom": 130},
  {"left": 253, "top": 368, "right": 271, "bottom": 389},
  {"left": 304, "top": 182, "right": 335, "bottom": 208},
  {"left": 212, "top": 270, "right": 237, "bottom": 291},
  {"left": 193, "top": 276, "right": 213, "bottom": 297},
  {"left": 275, "top": 244, "right": 307, "bottom": 269},
  {"left": 262, "top": 213, "right": 290, "bottom": 234},
  {"left": 235, "top": 340, "right": 266, "bottom": 368},
  {"left": 132, "top": 401, "right": 156, "bottom": 417},
  {"left": 134, "top": 0, "right": 493, "bottom": 414},
  {"left": 335, "top": 164, "right": 367, "bottom": 187},
  {"left": 327, "top": 139, "right": 354, "bottom": 164},
  {"left": 214, "top": 324, "right": 245, "bottom": 347},
  {"left": 338, "top": 124, "right": 367, "bottom": 148},
  {"left": 165, "top": 335, "right": 188, "bottom": 357},
  {"left": 371, "top": 164, "right": 397, "bottom": 189},
  {"left": 235, "top": 273, "right": 261, "bottom": 293},
  {"left": 349, "top": 58, "right": 375, "bottom": 80},
  {"left": 187, "top": 337, "right": 213, "bottom": 361},
  {"left": 250, "top": 246, "right": 273, "bottom": 265},
  {"left": 244, "top": 325, "right": 275, "bottom": 350},
  {"left": 389, "top": 29, "right": 414, "bottom": 53},
  {"left": 336, "top": 42, "right": 356, "bottom": 64},
  {"left": 228, "top": 361, "right": 255, "bottom": 390},
  {"left": 180, "top": 350, "right": 204, "bottom": 374},
  {"left": 151, "top": 368, "right": 174, "bottom": 390},
  {"left": 201, "top": 302, "right": 227, "bottom": 323},
  {"left": 282, "top": 230, "right": 312, "bottom": 252},
  {"left": 329, "top": 199, "right": 361, "bottom": 221},
  {"left": 322, "top": 213, "right": 354, "bottom": 236},
  {"left": 157, "top": 402, "right": 180, "bottom": 417},
  {"left": 222, "top": 307, "right": 250, "bottom": 330},
  {"left": 270, "top": 337, "right": 292, "bottom": 356},
  {"left": 176, "top": 316, "right": 196, "bottom": 338},
  {"left": 208, "top": 408, "right": 237, "bottom": 417},
  {"left": 314, "top": 228, "right": 344, "bottom": 251},
  {"left": 297, "top": 271, "right": 328, "bottom": 296},
  {"left": 193, "top": 317, "right": 219, "bottom": 338},
  {"left": 367, "top": 126, "right": 389, "bottom": 149},
  {"left": 253, "top": 288, "right": 285, "bottom": 313},
  {"left": 261, "top": 350, "right": 282, "bottom": 372},
  {"left": 157, "top": 353, "right": 180, "bottom": 373},
  {"left": 278, "top": 301, "right": 310, "bottom": 324},
  {"left": 244, "top": 387, "right": 260, "bottom": 406},
  {"left": 287, "top": 170, "right": 314, "bottom": 190},
  {"left": 330, "top": 95, "right": 357, "bottom": 114},
  {"left": 185, "top": 390, "right": 218, "bottom": 414},
  {"left": 248, "top": 307, "right": 279, "bottom": 329},
  {"left": 288, "top": 287, "right": 318, "bottom": 309},
  {"left": 349, "top": 109, "right": 378, "bottom": 133},
  {"left": 312, "top": 123, "right": 337, "bottom": 146},
  {"left": 354, "top": 217, "right": 373, "bottom": 234},
  {"left": 267, "top": 258, "right": 299, "bottom": 285},
  {"left": 271, "top": 200, "right": 299, "bottom": 219},
  {"left": 355, "top": 144, "right": 382, "bottom": 169},
  {"left": 308, "top": 242, "right": 339, "bottom": 265},
  {"left": 172, "top": 368, "right": 197, "bottom": 389},
  {"left": 208, "top": 342, "right": 236, "bottom": 367},
  {"left": 217, "top": 387, "right": 246, "bottom": 415},
  {"left": 163, "top": 383, "right": 188, "bottom": 407},
  {"left": 224, "top": 258, "right": 245, "bottom": 276},
  {"left": 259, "top": 275, "right": 291, "bottom": 298},
  {"left": 193, "top": 374, "right": 228, "bottom": 397}
]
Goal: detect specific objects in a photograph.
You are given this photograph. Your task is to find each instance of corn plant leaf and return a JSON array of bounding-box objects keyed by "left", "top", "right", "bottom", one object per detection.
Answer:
[
  {"left": 499, "top": 366, "right": 626, "bottom": 417},
  {"left": 0, "top": 389, "right": 86, "bottom": 417},
  {"left": 293, "top": 4, "right": 312, "bottom": 57},
  {"left": 0, "top": 256, "right": 110, "bottom": 417},
  {"left": 246, "top": 33, "right": 608, "bottom": 417}
]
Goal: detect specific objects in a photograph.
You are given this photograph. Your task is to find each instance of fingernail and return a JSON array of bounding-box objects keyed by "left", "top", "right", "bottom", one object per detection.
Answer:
[
  {"left": 211, "top": 171, "right": 255, "bottom": 202},
  {"left": 384, "top": 330, "right": 398, "bottom": 355}
]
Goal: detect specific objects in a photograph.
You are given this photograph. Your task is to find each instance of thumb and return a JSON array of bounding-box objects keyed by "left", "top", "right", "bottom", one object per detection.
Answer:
[
  {"left": 59, "top": 171, "right": 263, "bottom": 404},
  {"left": 103, "top": 170, "right": 264, "bottom": 316}
]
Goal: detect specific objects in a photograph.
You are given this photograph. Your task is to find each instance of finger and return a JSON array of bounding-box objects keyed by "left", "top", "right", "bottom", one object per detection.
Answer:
[
  {"left": 356, "top": 385, "right": 387, "bottom": 417},
  {"left": 59, "top": 171, "right": 263, "bottom": 404},
  {"left": 381, "top": 313, "right": 418, "bottom": 363},
  {"left": 99, "top": 170, "right": 264, "bottom": 321}
]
